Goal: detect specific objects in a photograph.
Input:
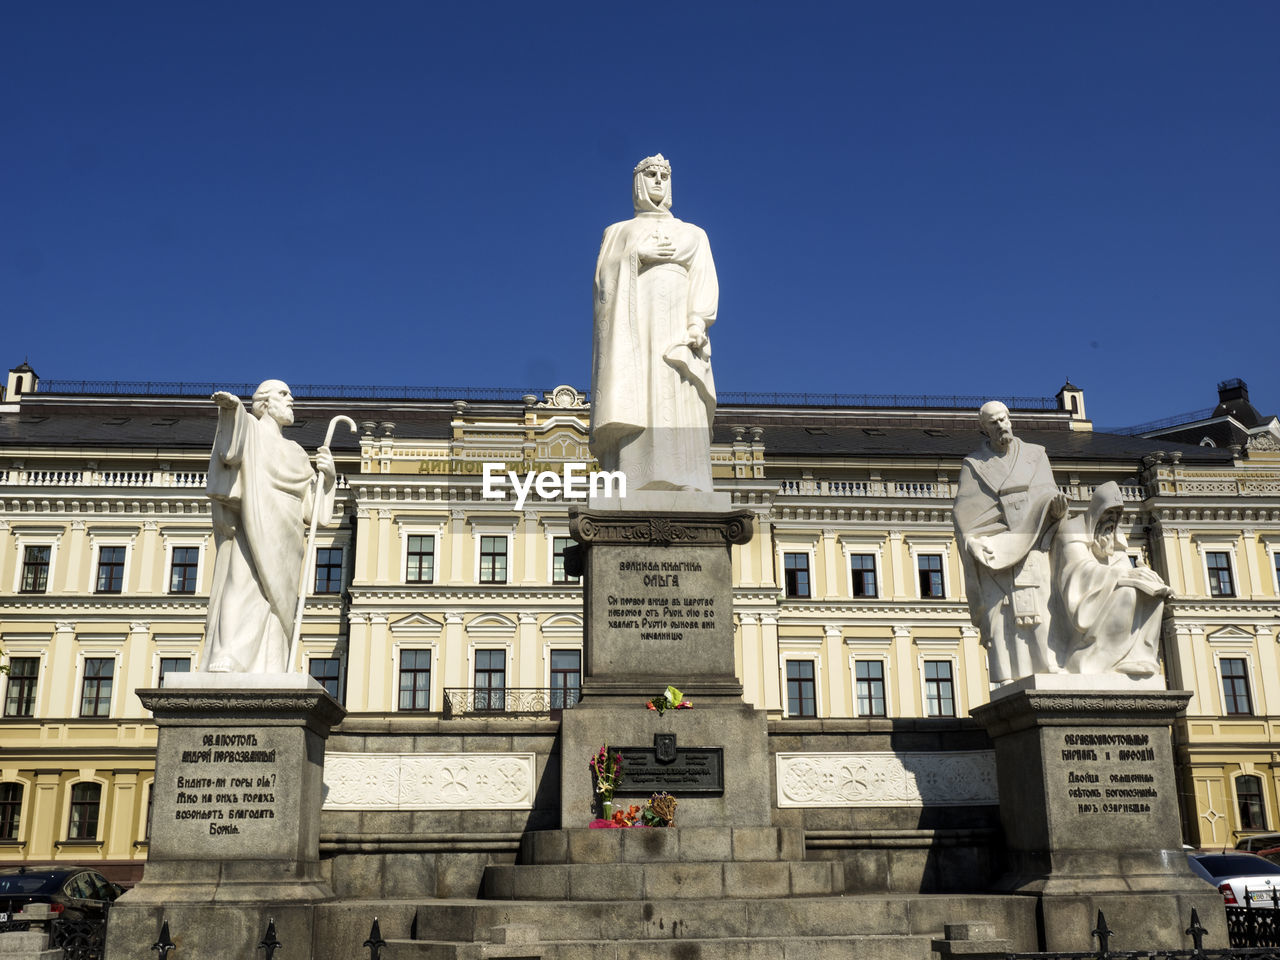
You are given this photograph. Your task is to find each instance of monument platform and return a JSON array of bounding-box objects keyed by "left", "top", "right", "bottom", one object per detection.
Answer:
[
  {"left": 106, "top": 677, "right": 345, "bottom": 956},
  {"left": 971, "top": 683, "right": 1226, "bottom": 951}
]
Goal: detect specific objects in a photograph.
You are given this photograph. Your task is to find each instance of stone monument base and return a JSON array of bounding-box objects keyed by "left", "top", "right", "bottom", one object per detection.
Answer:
[
  {"left": 108, "top": 676, "right": 345, "bottom": 955},
  {"left": 971, "top": 686, "right": 1227, "bottom": 951},
  {"left": 564, "top": 504, "right": 764, "bottom": 828}
]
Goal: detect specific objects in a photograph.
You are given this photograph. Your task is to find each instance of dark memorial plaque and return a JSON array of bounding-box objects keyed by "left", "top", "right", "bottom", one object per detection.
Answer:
[{"left": 615, "top": 745, "right": 724, "bottom": 795}]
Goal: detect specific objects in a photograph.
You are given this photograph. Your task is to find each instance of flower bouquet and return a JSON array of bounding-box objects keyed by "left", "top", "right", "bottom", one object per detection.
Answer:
[
  {"left": 589, "top": 744, "right": 623, "bottom": 817},
  {"left": 588, "top": 792, "right": 678, "bottom": 829},
  {"left": 646, "top": 684, "right": 692, "bottom": 715}
]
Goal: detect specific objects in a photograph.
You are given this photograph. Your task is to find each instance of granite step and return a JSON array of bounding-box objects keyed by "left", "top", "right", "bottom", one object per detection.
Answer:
[
  {"left": 520, "top": 827, "right": 805, "bottom": 865},
  {"left": 389, "top": 933, "right": 940, "bottom": 960},
  {"left": 482, "top": 860, "right": 844, "bottom": 901},
  {"left": 413, "top": 894, "right": 1034, "bottom": 943}
]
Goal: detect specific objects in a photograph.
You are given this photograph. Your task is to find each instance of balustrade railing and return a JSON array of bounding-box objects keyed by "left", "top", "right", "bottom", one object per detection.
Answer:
[
  {"left": 443, "top": 686, "right": 580, "bottom": 719},
  {"left": 776, "top": 479, "right": 1146, "bottom": 502},
  {"left": 0, "top": 470, "right": 348, "bottom": 490}
]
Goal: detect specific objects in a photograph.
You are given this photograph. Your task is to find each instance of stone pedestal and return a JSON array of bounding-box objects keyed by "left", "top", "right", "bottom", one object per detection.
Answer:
[
  {"left": 971, "top": 680, "right": 1226, "bottom": 951},
  {"left": 561, "top": 506, "right": 767, "bottom": 827},
  {"left": 107, "top": 674, "right": 345, "bottom": 956}
]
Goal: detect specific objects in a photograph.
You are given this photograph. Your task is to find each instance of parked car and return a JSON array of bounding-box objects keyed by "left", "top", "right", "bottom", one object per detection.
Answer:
[
  {"left": 1237, "top": 833, "right": 1280, "bottom": 864},
  {"left": 0, "top": 867, "right": 123, "bottom": 923},
  {"left": 1188, "top": 852, "right": 1280, "bottom": 906}
]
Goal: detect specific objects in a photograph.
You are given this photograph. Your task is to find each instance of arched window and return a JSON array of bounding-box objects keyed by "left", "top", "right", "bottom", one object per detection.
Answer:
[
  {"left": 1237, "top": 774, "right": 1267, "bottom": 831},
  {"left": 0, "top": 782, "right": 23, "bottom": 840},
  {"left": 67, "top": 782, "right": 102, "bottom": 840}
]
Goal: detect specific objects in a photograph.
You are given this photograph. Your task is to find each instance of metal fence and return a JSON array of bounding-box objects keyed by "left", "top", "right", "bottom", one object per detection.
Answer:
[
  {"left": 38, "top": 378, "right": 1059, "bottom": 411},
  {"left": 961, "top": 908, "right": 1280, "bottom": 960},
  {"left": 145, "top": 917, "right": 388, "bottom": 958},
  {"left": 50, "top": 914, "right": 107, "bottom": 960}
]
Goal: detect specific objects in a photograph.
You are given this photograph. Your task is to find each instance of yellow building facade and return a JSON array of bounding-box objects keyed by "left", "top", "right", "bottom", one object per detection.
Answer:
[{"left": 2, "top": 369, "right": 1278, "bottom": 880}]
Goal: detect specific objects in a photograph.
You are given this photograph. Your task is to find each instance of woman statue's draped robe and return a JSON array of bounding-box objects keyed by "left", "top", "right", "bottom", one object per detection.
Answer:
[
  {"left": 203, "top": 402, "right": 335, "bottom": 673},
  {"left": 1050, "top": 482, "right": 1169, "bottom": 677},
  {"left": 590, "top": 162, "right": 718, "bottom": 492}
]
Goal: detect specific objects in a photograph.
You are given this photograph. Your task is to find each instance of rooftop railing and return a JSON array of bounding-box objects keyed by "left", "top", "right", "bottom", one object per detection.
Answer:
[
  {"left": 776, "top": 480, "right": 1146, "bottom": 502},
  {"left": 36, "top": 379, "right": 1058, "bottom": 411}
]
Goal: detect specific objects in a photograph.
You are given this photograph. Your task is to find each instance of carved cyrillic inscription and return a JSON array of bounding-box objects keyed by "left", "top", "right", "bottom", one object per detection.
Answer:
[
  {"left": 1060, "top": 731, "right": 1158, "bottom": 815},
  {"left": 172, "top": 731, "right": 279, "bottom": 836}
]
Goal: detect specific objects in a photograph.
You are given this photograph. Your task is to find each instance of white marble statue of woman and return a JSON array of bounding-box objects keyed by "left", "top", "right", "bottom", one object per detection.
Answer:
[
  {"left": 202, "top": 381, "right": 337, "bottom": 673},
  {"left": 1050, "top": 481, "right": 1172, "bottom": 677},
  {"left": 590, "top": 154, "right": 719, "bottom": 492}
]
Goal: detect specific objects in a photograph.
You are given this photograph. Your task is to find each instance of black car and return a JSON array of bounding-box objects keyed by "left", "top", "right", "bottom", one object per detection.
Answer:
[{"left": 0, "top": 867, "right": 123, "bottom": 923}]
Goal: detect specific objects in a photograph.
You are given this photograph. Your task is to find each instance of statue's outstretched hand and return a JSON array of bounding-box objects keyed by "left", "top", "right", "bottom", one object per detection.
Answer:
[
  {"left": 315, "top": 445, "right": 336, "bottom": 486},
  {"left": 1048, "top": 493, "right": 1069, "bottom": 520},
  {"left": 212, "top": 391, "right": 241, "bottom": 410}
]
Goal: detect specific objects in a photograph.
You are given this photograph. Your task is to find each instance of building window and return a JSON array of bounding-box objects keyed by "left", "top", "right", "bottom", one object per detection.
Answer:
[
  {"left": 158, "top": 658, "right": 190, "bottom": 685},
  {"left": 308, "top": 657, "right": 342, "bottom": 700},
  {"left": 79, "top": 658, "right": 114, "bottom": 717},
  {"left": 786, "top": 660, "right": 817, "bottom": 717},
  {"left": 1206, "top": 552, "right": 1235, "bottom": 598},
  {"left": 550, "top": 650, "right": 581, "bottom": 709},
  {"left": 924, "top": 660, "right": 955, "bottom": 717},
  {"left": 1237, "top": 774, "right": 1267, "bottom": 830},
  {"left": 850, "top": 554, "right": 877, "bottom": 598},
  {"left": 67, "top": 782, "right": 101, "bottom": 841},
  {"left": 0, "top": 783, "right": 22, "bottom": 840},
  {"left": 479, "top": 537, "right": 508, "bottom": 584},
  {"left": 553, "top": 537, "right": 579, "bottom": 584},
  {"left": 1274, "top": 551, "right": 1280, "bottom": 595},
  {"left": 20, "top": 546, "right": 51, "bottom": 593},
  {"left": 398, "top": 649, "right": 432, "bottom": 711},
  {"left": 855, "top": 660, "right": 886, "bottom": 717},
  {"left": 314, "top": 548, "right": 343, "bottom": 594},
  {"left": 1220, "top": 658, "right": 1253, "bottom": 716},
  {"left": 918, "top": 554, "right": 945, "bottom": 598},
  {"left": 4, "top": 657, "right": 39, "bottom": 717},
  {"left": 474, "top": 649, "right": 507, "bottom": 711},
  {"left": 95, "top": 546, "right": 125, "bottom": 594},
  {"left": 783, "top": 553, "right": 811, "bottom": 598},
  {"left": 406, "top": 535, "right": 434, "bottom": 584},
  {"left": 169, "top": 547, "right": 199, "bottom": 594}
]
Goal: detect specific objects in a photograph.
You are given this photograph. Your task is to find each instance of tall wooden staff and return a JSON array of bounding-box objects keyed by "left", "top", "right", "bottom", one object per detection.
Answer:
[{"left": 288, "top": 414, "right": 357, "bottom": 673}]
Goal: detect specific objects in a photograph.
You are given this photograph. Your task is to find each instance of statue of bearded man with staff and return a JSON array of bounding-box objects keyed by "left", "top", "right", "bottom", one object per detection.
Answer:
[{"left": 202, "top": 380, "right": 339, "bottom": 674}]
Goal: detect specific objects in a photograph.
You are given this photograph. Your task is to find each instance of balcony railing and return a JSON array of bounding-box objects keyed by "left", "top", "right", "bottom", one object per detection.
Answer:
[{"left": 443, "top": 687, "right": 581, "bottom": 719}]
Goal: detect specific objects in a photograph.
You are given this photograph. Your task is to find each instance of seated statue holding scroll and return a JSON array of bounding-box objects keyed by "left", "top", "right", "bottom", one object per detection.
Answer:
[{"left": 1050, "top": 481, "right": 1171, "bottom": 677}]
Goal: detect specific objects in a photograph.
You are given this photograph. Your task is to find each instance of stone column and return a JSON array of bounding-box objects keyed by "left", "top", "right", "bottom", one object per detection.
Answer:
[
  {"left": 561, "top": 506, "right": 767, "bottom": 826},
  {"left": 760, "top": 614, "right": 782, "bottom": 712},
  {"left": 971, "top": 685, "right": 1227, "bottom": 952},
  {"left": 122, "top": 679, "right": 344, "bottom": 904}
]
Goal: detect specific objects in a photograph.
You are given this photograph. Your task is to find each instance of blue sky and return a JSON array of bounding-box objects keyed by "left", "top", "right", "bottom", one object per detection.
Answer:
[{"left": 6, "top": 2, "right": 1277, "bottom": 429}]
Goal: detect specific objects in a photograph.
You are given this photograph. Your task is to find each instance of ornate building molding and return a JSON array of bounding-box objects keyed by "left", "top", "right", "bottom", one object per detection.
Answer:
[{"left": 569, "top": 509, "right": 754, "bottom": 546}]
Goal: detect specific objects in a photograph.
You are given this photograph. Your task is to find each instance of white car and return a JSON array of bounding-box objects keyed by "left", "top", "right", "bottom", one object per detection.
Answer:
[{"left": 1189, "top": 852, "right": 1280, "bottom": 906}]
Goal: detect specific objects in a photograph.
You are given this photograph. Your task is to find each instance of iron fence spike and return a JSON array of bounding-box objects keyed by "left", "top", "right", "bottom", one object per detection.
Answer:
[
  {"left": 259, "top": 917, "right": 282, "bottom": 959},
  {"left": 151, "top": 919, "right": 176, "bottom": 957},
  {"left": 364, "top": 916, "right": 388, "bottom": 958},
  {"left": 1091, "top": 909, "right": 1114, "bottom": 958}
]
